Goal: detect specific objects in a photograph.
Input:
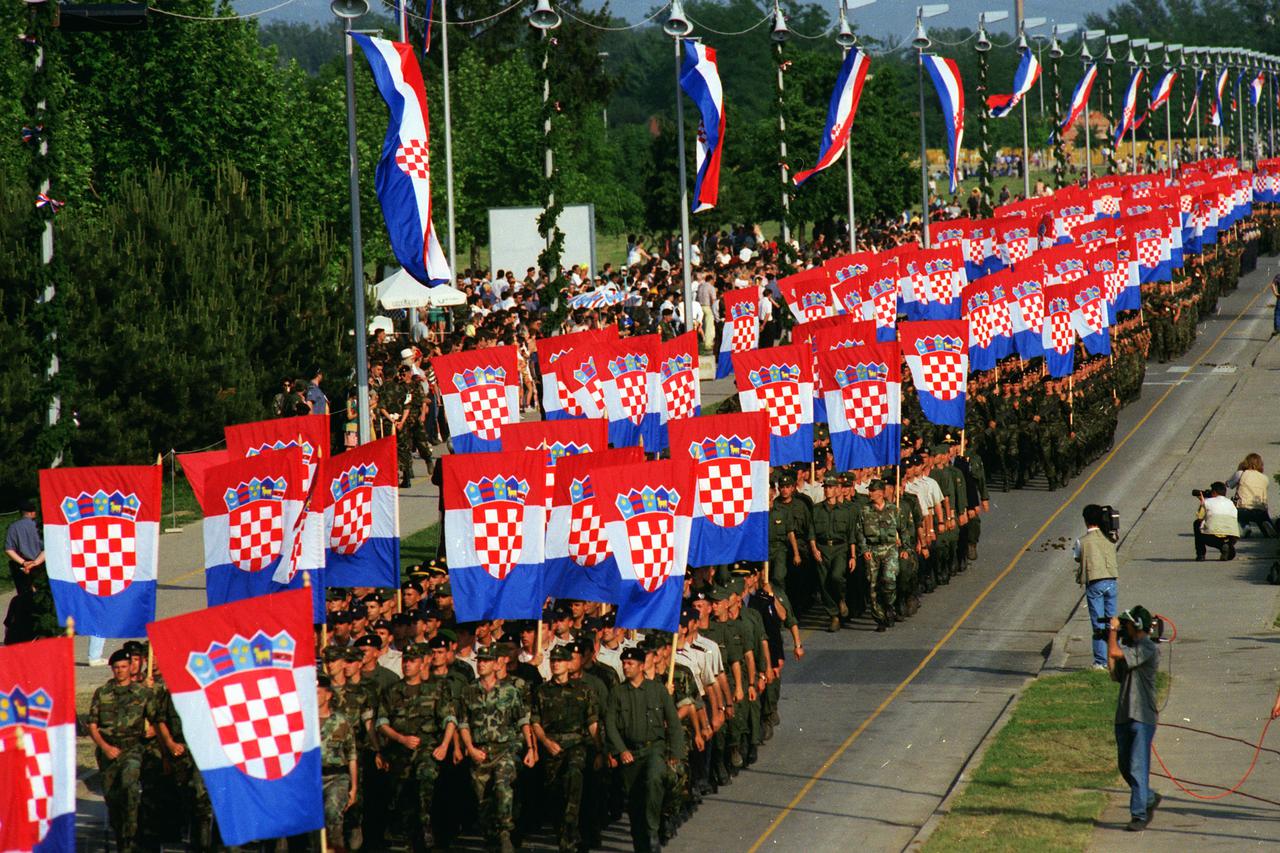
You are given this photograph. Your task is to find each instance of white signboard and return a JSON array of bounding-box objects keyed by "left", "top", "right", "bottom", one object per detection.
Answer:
[{"left": 488, "top": 204, "right": 596, "bottom": 278}]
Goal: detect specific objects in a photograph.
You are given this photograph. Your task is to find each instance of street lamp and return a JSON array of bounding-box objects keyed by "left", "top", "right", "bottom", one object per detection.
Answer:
[
  {"left": 771, "top": 1, "right": 792, "bottom": 249},
  {"left": 1104, "top": 34, "right": 1127, "bottom": 174},
  {"left": 530, "top": 0, "right": 561, "bottom": 292},
  {"left": 914, "top": 3, "right": 948, "bottom": 248},
  {"left": 1080, "top": 29, "right": 1104, "bottom": 182},
  {"left": 1048, "top": 23, "right": 1077, "bottom": 188},
  {"left": 333, "top": 0, "right": 372, "bottom": 443},
  {"left": 838, "top": 0, "right": 875, "bottom": 250},
  {"left": 1016, "top": 16, "right": 1046, "bottom": 197},
  {"left": 666, "top": 0, "right": 695, "bottom": 342},
  {"left": 1125, "top": 38, "right": 1147, "bottom": 173},
  {"left": 975, "top": 9, "right": 1007, "bottom": 213}
]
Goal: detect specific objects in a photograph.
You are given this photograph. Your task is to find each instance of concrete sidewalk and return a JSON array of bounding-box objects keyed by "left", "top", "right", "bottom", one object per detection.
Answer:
[{"left": 1046, "top": 323, "right": 1280, "bottom": 847}]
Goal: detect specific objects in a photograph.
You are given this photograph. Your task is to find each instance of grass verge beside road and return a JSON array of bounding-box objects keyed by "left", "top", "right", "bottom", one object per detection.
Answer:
[
  {"left": 400, "top": 522, "right": 442, "bottom": 575},
  {"left": 923, "top": 669, "right": 1165, "bottom": 853}
]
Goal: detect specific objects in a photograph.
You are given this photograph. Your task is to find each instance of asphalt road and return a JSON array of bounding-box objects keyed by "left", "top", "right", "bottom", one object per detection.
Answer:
[{"left": 666, "top": 259, "right": 1280, "bottom": 853}]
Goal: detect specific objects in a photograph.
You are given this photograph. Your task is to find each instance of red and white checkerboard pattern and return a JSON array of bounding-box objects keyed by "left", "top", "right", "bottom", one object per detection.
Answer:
[
  {"left": 1080, "top": 300, "right": 1106, "bottom": 335},
  {"left": 329, "top": 489, "right": 372, "bottom": 555},
  {"left": 0, "top": 727, "right": 53, "bottom": 841},
  {"left": 1048, "top": 312, "right": 1074, "bottom": 354},
  {"left": 1095, "top": 196, "right": 1121, "bottom": 216},
  {"left": 873, "top": 293, "right": 896, "bottom": 329},
  {"left": 697, "top": 459, "right": 752, "bottom": 528},
  {"left": 924, "top": 270, "right": 957, "bottom": 305},
  {"left": 966, "top": 235, "right": 986, "bottom": 267},
  {"left": 584, "top": 375, "right": 607, "bottom": 416},
  {"left": 568, "top": 501, "right": 608, "bottom": 567},
  {"left": 1104, "top": 269, "right": 1125, "bottom": 303},
  {"left": 555, "top": 378, "right": 585, "bottom": 417},
  {"left": 800, "top": 303, "right": 827, "bottom": 323},
  {"left": 1137, "top": 238, "right": 1162, "bottom": 269},
  {"left": 207, "top": 671, "right": 306, "bottom": 781},
  {"left": 969, "top": 308, "right": 995, "bottom": 349},
  {"left": 1017, "top": 296, "right": 1044, "bottom": 334},
  {"left": 729, "top": 317, "right": 756, "bottom": 353},
  {"left": 920, "top": 353, "right": 965, "bottom": 401},
  {"left": 395, "top": 139, "right": 431, "bottom": 180},
  {"left": 69, "top": 517, "right": 136, "bottom": 596},
  {"left": 754, "top": 381, "right": 803, "bottom": 437},
  {"left": 626, "top": 514, "right": 675, "bottom": 593},
  {"left": 472, "top": 503, "right": 524, "bottom": 580},
  {"left": 228, "top": 501, "right": 284, "bottom": 573},
  {"left": 989, "top": 302, "right": 1013, "bottom": 338},
  {"left": 840, "top": 382, "right": 888, "bottom": 438},
  {"left": 664, "top": 371, "right": 698, "bottom": 421},
  {"left": 283, "top": 517, "right": 303, "bottom": 583},
  {"left": 615, "top": 370, "right": 648, "bottom": 426},
  {"left": 461, "top": 383, "right": 510, "bottom": 441}
]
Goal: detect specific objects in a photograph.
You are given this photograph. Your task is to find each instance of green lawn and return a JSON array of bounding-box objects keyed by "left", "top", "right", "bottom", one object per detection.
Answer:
[
  {"left": 400, "top": 521, "right": 442, "bottom": 576},
  {"left": 924, "top": 669, "right": 1167, "bottom": 853}
]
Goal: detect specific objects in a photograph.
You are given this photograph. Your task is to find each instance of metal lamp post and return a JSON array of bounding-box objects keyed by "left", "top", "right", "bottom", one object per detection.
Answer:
[
  {"left": 665, "top": 0, "right": 696, "bottom": 336},
  {"left": 976, "top": 10, "right": 1008, "bottom": 213},
  {"left": 1016, "top": 16, "right": 1047, "bottom": 197},
  {"left": 1081, "top": 30, "right": 1104, "bottom": 182},
  {"left": 913, "top": 3, "right": 949, "bottom": 248},
  {"left": 1048, "top": 24, "right": 1077, "bottom": 189},
  {"left": 837, "top": 0, "right": 875, "bottom": 252},
  {"left": 530, "top": 0, "right": 562, "bottom": 285},
  {"left": 772, "top": 1, "right": 791, "bottom": 249},
  {"left": 1104, "top": 34, "right": 1127, "bottom": 175},
  {"left": 1125, "top": 38, "right": 1146, "bottom": 173}
]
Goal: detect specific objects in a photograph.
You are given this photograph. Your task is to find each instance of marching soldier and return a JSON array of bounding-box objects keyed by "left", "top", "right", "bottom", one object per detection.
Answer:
[
  {"left": 318, "top": 674, "right": 359, "bottom": 851},
  {"left": 854, "top": 479, "right": 912, "bottom": 632},
  {"left": 767, "top": 472, "right": 809, "bottom": 643},
  {"left": 810, "top": 473, "right": 855, "bottom": 632},
  {"left": 88, "top": 649, "right": 153, "bottom": 853},
  {"left": 532, "top": 644, "right": 600, "bottom": 853}
]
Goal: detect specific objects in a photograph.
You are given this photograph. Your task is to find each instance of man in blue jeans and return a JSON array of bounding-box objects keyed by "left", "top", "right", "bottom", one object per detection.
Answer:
[
  {"left": 1272, "top": 274, "right": 1280, "bottom": 336},
  {"left": 1075, "top": 504, "right": 1119, "bottom": 669},
  {"left": 1108, "top": 606, "right": 1161, "bottom": 831}
]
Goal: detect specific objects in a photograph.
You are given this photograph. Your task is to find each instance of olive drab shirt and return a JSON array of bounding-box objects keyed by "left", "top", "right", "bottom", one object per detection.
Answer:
[
  {"left": 769, "top": 497, "right": 813, "bottom": 548},
  {"left": 459, "top": 680, "right": 529, "bottom": 748},
  {"left": 533, "top": 679, "right": 599, "bottom": 746},
  {"left": 604, "top": 678, "right": 687, "bottom": 760},
  {"left": 89, "top": 681, "right": 152, "bottom": 748},
  {"left": 811, "top": 500, "right": 855, "bottom": 547}
]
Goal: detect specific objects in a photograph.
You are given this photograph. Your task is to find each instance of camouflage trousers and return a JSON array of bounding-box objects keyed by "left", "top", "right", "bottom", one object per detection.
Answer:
[
  {"left": 541, "top": 741, "right": 586, "bottom": 852},
  {"left": 387, "top": 749, "right": 442, "bottom": 844},
  {"left": 471, "top": 746, "right": 517, "bottom": 840},
  {"left": 865, "top": 548, "right": 899, "bottom": 626},
  {"left": 98, "top": 745, "right": 143, "bottom": 848},
  {"left": 323, "top": 772, "right": 352, "bottom": 841},
  {"left": 399, "top": 423, "right": 433, "bottom": 482}
]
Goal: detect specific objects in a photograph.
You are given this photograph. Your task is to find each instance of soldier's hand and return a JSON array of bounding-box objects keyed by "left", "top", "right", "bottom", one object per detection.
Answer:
[
  {"left": 791, "top": 552, "right": 802, "bottom": 567},
  {"left": 169, "top": 742, "right": 186, "bottom": 758},
  {"left": 468, "top": 746, "right": 487, "bottom": 763},
  {"left": 546, "top": 740, "right": 563, "bottom": 757},
  {"left": 608, "top": 754, "right": 619, "bottom": 768},
  {"left": 523, "top": 750, "right": 537, "bottom": 768},
  {"left": 345, "top": 787, "right": 357, "bottom": 810},
  {"left": 748, "top": 685, "right": 757, "bottom": 702},
  {"left": 863, "top": 551, "right": 873, "bottom": 562},
  {"left": 402, "top": 735, "right": 422, "bottom": 751},
  {"left": 376, "top": 752, "right": 389, "bottom": 771},
  {"left": 900, "top": 550, "right": 910, "bottom": 561},
  {"left": 103, "top": 745, "right": 121, "bottom": 761},
  {"left": 620, "top": 750, "right": 635, "bottom": 765},
  {"left": 668, "top": 758, "right": 680, "bottom": 769},
  {"left": 982, "top": 500, "right": 990, "bottom": 512},
  {"left": 432, "top": 743, "right": 449, "bottom": 761}
]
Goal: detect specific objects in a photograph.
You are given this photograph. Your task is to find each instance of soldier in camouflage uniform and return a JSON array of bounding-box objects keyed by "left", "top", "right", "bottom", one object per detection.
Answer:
[
  {"left": 380, "top": 368, "right": 414, "bottom": 487},
  {"left": 326, "top": 644, "right": 379, "bottom": 849},
  {"left": 885, "top": 474, "right": 921, "bottom": 618},
  {"left": 152, "top": 664, "right": 214, "bottom": 850},
  {"left": 398, "top": 363, "right": 436, "bottom": 478},
  {"left": 458, "top": 645, "right": 535, "bottom": 853},
  {"left": 532, "top": 644, "right": 600, "bottom": 853},
  {"left": 318, "top": 674, "right": 359, "bottom": 845},
  {"left": 377, "top": 642, "right": 457, "bottom": 851},
  {"left": 854, "top": 479, "right": 912, "bottom": 631},
  {"left": 88, "top": 649, "right": 153, "bottom": 853}
]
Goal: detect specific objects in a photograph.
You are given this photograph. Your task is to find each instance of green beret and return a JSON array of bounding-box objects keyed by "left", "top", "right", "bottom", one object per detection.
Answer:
[
  {"left": 778, "top": 473, "right": 797, "bottom": 486},
  {"left": 342, "top": 646, "right": 362, "bottom": 662},
  {"left": 823, "top": 472, "right": 841, "bottom": 486},
  {"left": 474, "top": 644, "right": 499, "bottom": 661},
  {"left": 402, "top": 642, "right": 430, "bottom": 660},
  {"left": 709, "top": 586, "right": 731, "bottom": 602},
  {"left": 867, "top": 478, "right": 886, "bottom": 491},
  {"left": 437, "top": 628, "right": 458, "bottom": 644},
  {"left": 322, "top": 646, "right": 346, "bottom": 663},
  {"left": 550, "top": 644, "right": 573, "bottom": 662},
  {"left": 929, "top": 444, "right": 947, "bottom": 456},
  {"left": 725, "top": 577, "right": 745, "bottom": 595}
]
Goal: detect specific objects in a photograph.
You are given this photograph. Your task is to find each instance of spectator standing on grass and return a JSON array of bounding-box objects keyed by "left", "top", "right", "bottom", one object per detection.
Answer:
[
  {"left": 1074, "top": 504, "right": 1119, "bottom": 670},
  {"left": 1108, "top": 606, "right": 1161, "bottom": 832}
]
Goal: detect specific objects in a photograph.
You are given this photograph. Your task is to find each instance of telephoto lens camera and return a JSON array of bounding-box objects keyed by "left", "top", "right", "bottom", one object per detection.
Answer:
[{"left": 1099, "top": 505, "right": 1120, "bottom": 543}]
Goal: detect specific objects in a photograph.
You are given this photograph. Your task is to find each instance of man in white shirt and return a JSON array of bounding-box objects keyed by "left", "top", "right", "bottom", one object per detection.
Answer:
[{"left": 1195, "top": 482, "right": 1241, "bottom": 561}]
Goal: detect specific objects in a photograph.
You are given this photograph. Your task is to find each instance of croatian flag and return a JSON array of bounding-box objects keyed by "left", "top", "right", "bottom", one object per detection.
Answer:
[
  {"left": 1209, "top": 68, "right": 1229, "bottom": 127},
  {"left": 40, "top": 465, "right": 160, "bottom": 638},
  {"left": 1071, "top": 277, "right": 1112, "bottom": 356},
  {"left": 655, "top": 332, "right": 701, "bottom": 449},
  {"left": 988, "top": 49, "right": 1041, "bottom": 119},
  {"left": 733, "top": 343, "right": 814, "bottom": 466},
  {"left": 541, "top": 327, "right": 616, "bottom": 420},
  {"left": 501, "top": 417, "right": 608, "bottom": 513},
  {"left": 779, "top": 268, "right": 834, "bottom": 323},
  {"left": 793, "top": 47, "right": 871, "bottom": 186},
  {"left": 680, "top": 40, "right": 726, "bottom": 213},
  {"left": 914, "top": 245, "right": 966, "bottom": 320},
  {"left": 819, "top": 343, "right": 900, "bottom": 471},
  {"left": 669, "top": 412, "right": 769, "bottom": 567},
  {"left": 717, "top": 286, "right": 759, "bottom": 379},
  {"left": 1140, "top": 69, "right": 1178, "bottom": 127},
  {"left": 854, "top": 260, "right": 902, "bottom": 341},
  {"left": 599, "top": 334, "right": 661, "bottom": 449},
  {"left": 961, "top": 278, "right": 1013, "bottom": 371},
  {"left": 1003, "top": 261, "right": 1047, "bottom": 360},
  {"left": 544, "top": 447, "right": 643, "bottom": 603},
  {"left": 791, "top": 315, "right": 847, "bottom": 422},
  {"left": 200, "top": 449, "right": 307, "bottom": 610},
  {"left": 435, "top": 345, "right": 520, "bottom": 454},
  {"left": 0, "top": 637, "right": 75, "bottom": 853},
  {"left": 1251, "top": 70, "right": 1266, "bottom": 107},
  {"left": 1041, "top": 284, "right": 1077, "bottom": 378},
  {"left": 824, "top": 249, "right": 878, "bottom": 285},
  {"left": 900, "top": 320, "right": 967, "bottom": 429},
  {"left": 923, "top": 54, "right": 965, "bottom": 193},
  {"left": 147, "top": 589, "right": 322, "bottom": 847},
  {"left": 1114, "top": 68, "right": 1145, "bottom": 146},
  {"left": 1184, "top": 70, "right": 1206, "bottom": 127},
  {"left": 1052, "top": 63, "right": 1098, "bottom": 142},
  {"left": 318, "top": 436, "right": 399, "bottom": 589},
  {"left": 593, "top": 459, "right": 693, "bottom": 632},
  {"left": 351, "top": 34, "right": 452, "bottom": 285},
  {"left": 1114, "top": 238, "right": 1142, "bottom": 312}
]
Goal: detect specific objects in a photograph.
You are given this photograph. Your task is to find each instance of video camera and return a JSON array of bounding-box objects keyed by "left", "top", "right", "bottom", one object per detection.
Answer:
[{"left": 1098, "top": 505, "right": 1120, "bottom": 543}]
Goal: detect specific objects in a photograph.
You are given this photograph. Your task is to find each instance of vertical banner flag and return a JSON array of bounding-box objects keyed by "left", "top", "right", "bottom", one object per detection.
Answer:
[
  {"left": 779, "top": 268, "right": 833, "bottom": 323},
  {"left": 442, "top": 451, "right": 546, "bottom": 621},
  {"left": 1002, "top": 260, "right": 1047, "bottom": 359},
  {"left": 1041, "top": 283, "right": 1077, "bottom": 377},
  {"left": 915, "top": 245, "right": 966, "bottom": 319},
  {"left": 200, "top": 449, "right": 307, "bottom": 609},
  {"left": 501, "top": 418, "right": 608, "bottom": 513},
  {"left": 1250, "top": 70, "right": 1266, "bottom": 106},
  {"left": 900, "top": 320, "right": 968, "bottom": 428},
  {"left": 0, "top": 637, "right": 75, "bottom": 853},
  {"left": 717, "top": 286, "right": 759, "bottom": 378},
  {"left": 148, "top": 589, "right": 322, "bottom": 847},
  {"left": 40, "top": 465, "right": 161, "bottom": 638},
  {"left": 655, "top": 331, "right": 701, "bottom": 439},
  {"left": 791, "top": 315, "right": 846, "bottom": 422},
  {"left": 923, "top": 54, "right": 965, "bottom": 193},
  {"left": 987, "top": 48, "right": 1042, "bottom": 118},
  {"left": 733, "top": 343, "right": 814, "bottom": 466},
  {"left": 599, "top": 334, "right": 660, "bottom": 449},
  {"left": 434, "top": 345, "right": 520, "bottom": 454},
  {"left": 1209, "top": 67, "right": 1229, "bottom": 127},
  {"left": 176, "top": 449, "right": 231, "bottom": 507},
  {"left": 540, "top": 327, "right": 616, "bottom": 420},
  {"left": 669, "top": 413, "right": 770, "bottom": 567},
  {"left": 1070, "top": 276, "right": 1112, "bottom": 356},
  {"left": 818, "top": 343, "right": 901, "bottom": 472},
  {"left": 318, "top": 436, "right": 399, "bottom": 589},
  {"left": 679, "top": 40, "right": 726, "bottom": 213},
  {"left": 593, "top": 459, "right": 692, "bottom": 632},
  {"left": 544, "top": 447, "right": 643, "bottom": 603},
  {"left": 1052, "top": 63, "right": 1098, "bottom": 142},
  {"left": 351, "top": 34, "right": 452, "bottom": 285},
  {"left": 961, "top": 277, "right": 1012, "bottom": 372},
  {"left": 1115, "top": 67, "right": 1145, "bottom": 146},
  {"left": 793, "top": 46, "right": 871, "bottom": 186},
  {"left": 1185, "top": 69, "right": 1206, "bottom": 127}
]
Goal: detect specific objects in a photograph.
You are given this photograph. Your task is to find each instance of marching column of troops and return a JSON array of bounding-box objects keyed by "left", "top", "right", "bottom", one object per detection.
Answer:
[{"left": 80, "top": 217, "right": 1278, "bottom": 852}]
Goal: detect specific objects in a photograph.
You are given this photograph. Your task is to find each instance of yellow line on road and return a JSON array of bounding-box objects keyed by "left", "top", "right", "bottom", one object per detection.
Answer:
[{"left": 747, "top": 283, "right": 1268, "bottom": 852}]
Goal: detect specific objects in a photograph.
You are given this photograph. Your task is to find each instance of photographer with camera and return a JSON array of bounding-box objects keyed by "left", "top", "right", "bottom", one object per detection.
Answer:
[
  {"left": 1107, "top": 606, "right": 1161, "bottom": 832},
  {"left": 1074, "top": 505, "right": 1119, "bottom": 670},
  {"left": 1193, "top": 482, "right": 1241, "bottom": 561}
]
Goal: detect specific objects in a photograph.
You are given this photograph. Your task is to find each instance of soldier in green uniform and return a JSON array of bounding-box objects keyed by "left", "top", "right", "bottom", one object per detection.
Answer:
[
  {"left": 810, "top": 473, "right": 855, "bottom": 632},
  {"left": 605, "top": 646, "right": 686, "bottom": 853},
  {"left": 767, "top": 473, "right": 810, "bottom": 637},
  {"left": 152, "top": 662, "right": 214, "bottom": 850},
  {"left": 88, "top": 649, "right": 153, "bottom": 853},
  {"left": 939, "top": 437, "right": 970, "bottom": 575},
  {"left": 854, "top": 479, "right": 912, "bottom": 632},
  {"left": 398, "top": 364, "right": 436, "bottom": 478},
  {"left": 956, "top": 443, "right": 990, "bottom": 563},
  {"left": 458, "top": 645, "right": 536, "bottom": 853},
  {"left": 380, "top": 369, "right": 414, "bottom": 487},
  {"left": 329, "top": 644, "right": 379, "bottom": 849},
  {"left": 533, "top": 644, "right": 600, "bottom": 853},
  {"left": 705, "top": 587, "right": 748, "bottom": 773},
  {"left": 884, "top": 474, "right": 921, "bottom": 618},
  {"left": 377, "top": 642, "right": 458, "bottom": 851},
  {"left": 318, "top": 674, "right": 359, "bottom": 846}
]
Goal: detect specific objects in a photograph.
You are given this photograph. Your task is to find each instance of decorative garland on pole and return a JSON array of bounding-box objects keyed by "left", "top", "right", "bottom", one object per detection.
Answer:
[
  {"left": 537, "top": 33, "right": 568, "bottom": 332},
  {"left": 977, "top": 45, "right": 994, "bottom": 216}
]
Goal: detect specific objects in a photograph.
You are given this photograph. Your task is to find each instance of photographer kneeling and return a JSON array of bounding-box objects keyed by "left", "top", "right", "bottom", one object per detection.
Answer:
[{"left": 1193, "top": 482, "right": 1240, "bottom": 562}]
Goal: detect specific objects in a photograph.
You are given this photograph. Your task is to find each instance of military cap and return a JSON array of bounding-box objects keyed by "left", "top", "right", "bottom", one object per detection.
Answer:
[
  {"left": 390, "top": 613, "right": 414, "bottom": 628},
  {"left": 620, "top": 646, "right": 647, "bottom": 663},
  {"left": 426, "top": 635, "right": 450, "bottom": 650},
  {"left": 316, "top": 673, "right": 332, "bottom": 690},
  {"left": 815, "top": 422, "right": 830, "bottom": 440},
  {"left": 867, "top": 478, "right": 886, "bottom": 491},
  {"left": 437, "top": 628, "right": 458, "bottom": 643},
  {"left": 474, "top": 645, "right": 499, "bottom": 661},
  {"left": 769, "top": 470, "right": 781, "bottom": 486},
  {"left": 362, "top": 590, "right": 387, "bottom": 603},
  {"left": 581, "top": 616, "right": 604, "bottom": 632},
  {"left": 778, "top": 472, "right": 797, "bottom": 486},
  {"left": 341, "top": 646, "right": 363, "bottom": 662},
  {"left": 402, "top": 642, "right": 430, "bottom": 660},
  {"left": 353, "top": 635, "right": 381, "bottom": 650},
  {"left": 549, "top": 602, "right": 573, "bottom": 620},
  {"left": 401, "top": 580, "right": 423, "bottom": 594},
  {"left": 709, "top": 586, "right": 731, "bottom": 602},
  {"left": 331, "top": 610, "right": 353, "bottom": 624},
  {"left": 941, "top": 432, "right": 958, "bottom": 445},
  {"left": 690, "top": 589, "right": 710, "bottom": 603},
  {"left": 415, "top": 606, "right": 443, "bottom": 622},
  {"left": 929, "top": 444, "right": 947, "bottom": 456},
  {"left": 370, "top": 619, "right": 392, "bottom": 633},
  {"left": 550, "top": 644, "right": 574, "bottom": 662},
  {"left": 322, "top": 646, "right": 347, "bottom": 663},
  {"left": 326, "top": 587, "right": 349, "bottom": 601},
  {"left": 123, "top": 640, "right": 146, "bottom": 656},
  {"left": 598, "top": 611, "right": 617, "bottom": 628},
  {"left": 725, "top": 577, "right": 745, "bottom": 595},
  {"left": 730, "top": 562, "right": 753, "bottom": 576},
  {"left": 839, "top": 472, "right": 855, "bottom": 486},
  {"left": 680, "top": 607, "right": 698, "bottom": 624},
  {"left": 433, "top": 582, "right": 453, "bottom": 598},
  {"left": 109, "top": 649, "right": 131, "bottom": 666},
  {"left": 823, "top": 472, "right": 842, "bottom": 486},
  {"left": 407, "top": 570, "right": 431, "bottom": 584},
  {"left": 494, "top": 642, "right": 519, "bottom": 659},
  {"left": 907, "top": 454, "right": 924, "bottom": 467}
]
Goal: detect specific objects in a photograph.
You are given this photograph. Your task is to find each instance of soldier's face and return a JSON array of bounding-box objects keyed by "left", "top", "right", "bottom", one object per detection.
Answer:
[
  {"left": 622, "top": 659, "right": 643, "bottom": 679},
  {"left": 551, "top": 659, "right": 570, "bottom": 677},
  {"left": 317, "top": 685, "right": 332, "bottom": 709},
  {"left": 111, "top": 660, "right": 132, "bottom": 683},
  {"left": 431, "top": 649, "right": 448, "bottom": 667},
  {"left": 326, "top": 658, "right": 345, "bottom": 677},
  {"left": 477, "top": 658, "right": 496, "bottom": 677},
  {"left": 404, "top": 589, "right": 420, "bottom": 609},
  {"left": 403, "top": 657, "right": 424, "bottom": 678}
]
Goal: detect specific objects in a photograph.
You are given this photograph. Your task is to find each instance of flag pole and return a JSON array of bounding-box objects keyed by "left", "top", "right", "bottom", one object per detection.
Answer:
[
  {"left": 674, "top": 36, "right": 695, "bottom": 348},
  {"left": 65, "top": 616, "right": 74, "bottom": 638},
  {"left": 843, "top": 43, "right": 857, "bottom": 251},
  {"left": 917, "top": 50, "right": 932, "bottom": 247},
  {"left": 666, "top": 631, "right": 678, "bottom": 690}
]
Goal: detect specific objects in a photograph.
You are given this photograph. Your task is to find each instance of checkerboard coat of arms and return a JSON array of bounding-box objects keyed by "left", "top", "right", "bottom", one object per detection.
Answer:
[
  {"left": 914, "top": 335, "right": 965, "bottom": 401},
  {"left": 224, "top": 477, "right": 287, "bottom": 572},
  {"left": 607, "top": 353, "right": 650, "bottom": 426},
  {"left": 834, "top": 363, "right": 889, "bottom": 438},
  {"left": 465, "top": 476, "right": 530, "bottom": 580},
  {"left": 60, "top": 490, "right": 139, "bottom": 596},
  {"left": 747, "top": 364, "right": 803, "bottom": 436},
  {"left": 328, "top": 464, "right": 377, "bottom": 555},
  {"left": 688, "top": 436, "right": 753, "bottom": 528},
  {"left": 453, "top": 366, "right": 510, "bottom": 441},
  {"left": 567, "top": 477, "right": 608, "bottom": 567},
  {"left": 616, "top": 486, "right": 681, "bottom": 592},
  {"left": 0, "top": 686, "right": 55, "bottom": 846},
  {"left": 661, "top": 353, "right": 698, "bottom": 421}
]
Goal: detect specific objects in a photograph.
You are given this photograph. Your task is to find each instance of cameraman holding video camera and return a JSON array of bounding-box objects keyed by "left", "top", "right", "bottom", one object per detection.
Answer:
[
  {"left": 1074, "top": 505, "right": 1119, "bottom": 670},
  {"left": 1193, "top": 482, "right": 1241, "bottom": 561}
]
